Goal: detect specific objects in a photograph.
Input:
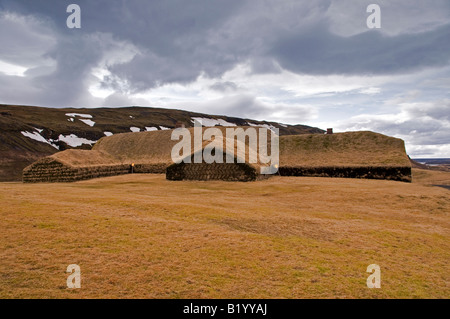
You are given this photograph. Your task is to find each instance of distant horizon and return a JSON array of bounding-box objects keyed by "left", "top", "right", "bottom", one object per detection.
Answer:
[{"left": 412, "top": 158, "right": 450, "bottom": 161}]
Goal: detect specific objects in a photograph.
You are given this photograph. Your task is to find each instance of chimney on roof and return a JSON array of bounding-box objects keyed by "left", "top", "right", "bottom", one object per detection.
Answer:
[{"left": 327, "top": 128, "right": 333, "bottom": 134}]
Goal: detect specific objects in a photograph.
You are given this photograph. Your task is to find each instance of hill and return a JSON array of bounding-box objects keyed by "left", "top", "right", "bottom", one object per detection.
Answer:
[
  {"left": 279, "top": 131, "right": 411, "bottom": 182},
  {"left": 0, "top": 104, "right": 324, "bottom": 181},
  {"left": 280, "top": 131, "right": 411, "bottom": 167}
]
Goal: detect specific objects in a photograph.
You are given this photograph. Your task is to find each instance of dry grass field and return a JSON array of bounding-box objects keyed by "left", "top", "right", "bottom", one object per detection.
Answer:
[{"left": 0, "top": 168, "right": 449, "bottom": 299}]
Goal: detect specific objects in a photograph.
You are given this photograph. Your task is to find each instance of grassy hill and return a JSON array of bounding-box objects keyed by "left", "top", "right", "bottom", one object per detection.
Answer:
[
  {"left": 0, "top": 104, "right": 324, "bottom": 181},
  {"left": 280, "top": 131, "right": 411, "bottom": 167}
]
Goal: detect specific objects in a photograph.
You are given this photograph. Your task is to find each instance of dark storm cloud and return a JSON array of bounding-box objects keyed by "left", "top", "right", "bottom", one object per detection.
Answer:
[
  {"left": 1, "top": 0, "right": 450, "bottom": 94},
  {"left": 271, "top": 23, "right": 450, "bottom": 75},
  {"left": 104, "top": 1, "right": 450, "bottom": 90},
  {"left": 1, "top": 0, "right": 450, "bottom": 112},
  {"left": 0, "top": 0, "right": 246, "bottom": 93}
]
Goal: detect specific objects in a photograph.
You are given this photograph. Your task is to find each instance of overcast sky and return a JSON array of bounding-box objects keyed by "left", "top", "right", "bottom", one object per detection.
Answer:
[{"left": 0, "top": 0, "right": 449, "bottom": 157}]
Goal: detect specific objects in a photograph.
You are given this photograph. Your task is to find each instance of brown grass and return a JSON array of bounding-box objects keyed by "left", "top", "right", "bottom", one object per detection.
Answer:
[
  {"left": 93, "top": 130, "right": 175, "bottom": 164},
  {"left": 0, "top": 168, "right": 448, "bottom": 298},
  {"left": 50, "top": 150, "right": 121, "bottom": 167},
  {"left": 280, "top": 131, "right": 410, "bottom": 167},
  {"left": 411, "top": 168, "right": 450, "bottom": 186},
  {"left": 92, "top": 126, "right": 272, "bottom": 165},
  {"left": 94, "top": 129, "right": 410, "bottom": 168}
]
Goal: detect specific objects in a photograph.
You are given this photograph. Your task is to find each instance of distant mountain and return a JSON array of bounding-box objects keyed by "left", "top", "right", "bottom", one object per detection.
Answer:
[
  {"left": 0, "top": 104, "right": 324, "bottom": 181},
  {"left": 410, "top": 158, "right": 450, "bottom": 172},
  {"left": 412, "top": 158, "right": 450, "bottom": 165}
]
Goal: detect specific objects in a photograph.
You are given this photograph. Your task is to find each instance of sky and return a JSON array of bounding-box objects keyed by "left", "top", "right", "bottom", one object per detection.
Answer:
[{"left": 0, "top": 0, "right": 449, "bottom": 158}]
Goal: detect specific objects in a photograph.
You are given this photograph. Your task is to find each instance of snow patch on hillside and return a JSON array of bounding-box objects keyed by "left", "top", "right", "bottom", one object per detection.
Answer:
[
  {"left": 130, "top": 127, "right": 140, "bottom": 132},
  {"left": 65, "top": 113, "right": 93, "bottom": 118},
  {"left": 79, "top": 119, "right": 95, "bottom": 127},
  {"left": 247, "top": 122, "right": 277, "bottom": 131},
  {"left": 104, "top": 131, "right": 113, "bottom": 137},
  {"left": 145, "top": 127, "right": 158, "bottom": 131},
  {"left": 21, "top": 130, "right": 59, "bottom": 149},
  {"left": 21, "top": 127, "right": 97, "bottom": 149},
  {"left": 191, "top": 117, "right": 236, "bottom": 127},
  {"left": 58, "top": 134, "right": 96, "bottom": 147}
]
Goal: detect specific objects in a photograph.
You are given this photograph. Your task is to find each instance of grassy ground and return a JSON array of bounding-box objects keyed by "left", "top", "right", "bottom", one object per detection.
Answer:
[{"left": 0, "top": 169, "right": 449, "bottom": 298}]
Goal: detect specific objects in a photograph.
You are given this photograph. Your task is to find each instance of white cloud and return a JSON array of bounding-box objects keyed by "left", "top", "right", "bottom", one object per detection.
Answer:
[
  {"left": 88, "top": 33, "right": 140, "bottom": 99},
  {"left": 405, "top": 144, "right": 450, "bottom": 158},
  {"left": 359, "top": 87, "right": 381, "bottom": 95},
  {"left": 0, "top": 60, "right": 27, "bottom": 76},
  {"left": 131, "top": 62, "right": 391, "bottom": 112},
  {"left": 312, "top": 99, "right": 450, "bottom": 157}
]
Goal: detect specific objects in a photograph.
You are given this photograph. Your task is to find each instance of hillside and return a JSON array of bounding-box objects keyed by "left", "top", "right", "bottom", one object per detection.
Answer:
[{"left": 0, "top": 104, "right": 324, "bottom": 181}]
